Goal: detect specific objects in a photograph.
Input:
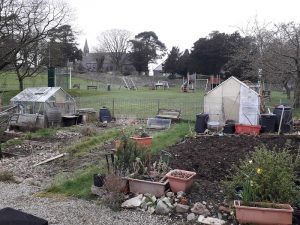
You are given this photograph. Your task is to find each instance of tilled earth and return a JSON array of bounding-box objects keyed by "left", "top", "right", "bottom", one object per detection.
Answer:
[{"left": 167, "top": 134, "right": 300, "bottom": 223}]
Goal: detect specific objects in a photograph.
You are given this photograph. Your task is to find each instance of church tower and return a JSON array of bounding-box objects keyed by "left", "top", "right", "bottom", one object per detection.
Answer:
[{"left": 83, "top": 39, "right": 89, "bottom": 56}]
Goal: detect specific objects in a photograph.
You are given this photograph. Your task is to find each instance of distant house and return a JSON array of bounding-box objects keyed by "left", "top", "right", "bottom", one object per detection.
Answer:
[{"left": 80, "top": 40, "right": 136, "bottom": 73}]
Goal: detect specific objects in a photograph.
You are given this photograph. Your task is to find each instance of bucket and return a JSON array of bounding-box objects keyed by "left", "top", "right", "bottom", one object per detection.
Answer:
[
  {"left": 99, "top": 107, "right": 112, "bottom": 122},
  {"left": 260, "top": 114, "right": 276, "bottom": 133},
  {"left": 93, "top": 174, "right": 106, "bottom": 187},
  {"left": 62, "top": 116, "right": 77, "bottom": 127},
  {"left": 273, "top": 105, "right": 292, "bottom": 133},
  {"left": 195, "top": 114, "right": 209, "bottom": 133}
]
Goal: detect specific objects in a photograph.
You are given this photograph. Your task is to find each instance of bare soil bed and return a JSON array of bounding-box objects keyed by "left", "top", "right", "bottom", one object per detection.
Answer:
[{"left": 167, "top": 134, "right": 300, "bottom": 223}]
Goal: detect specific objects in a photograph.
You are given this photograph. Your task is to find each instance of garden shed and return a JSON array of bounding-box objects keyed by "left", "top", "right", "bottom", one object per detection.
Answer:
[
  {"left": 9, "top": 87, "right": 76, "bottom": 129},
  {"left": 203, "top": 76, "right": 260, "bottom": 125}
]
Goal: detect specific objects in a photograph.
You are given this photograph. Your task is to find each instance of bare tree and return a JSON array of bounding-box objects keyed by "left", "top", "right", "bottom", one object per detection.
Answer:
[
  {"left": 230, "top": 19, "right": 299, "bottom": 105},
  {"left": 0, "top": 0, "right": 70, "bottom": 74},
  {"left": 96, "top": 29, "right": 132, "bottom": 72}
]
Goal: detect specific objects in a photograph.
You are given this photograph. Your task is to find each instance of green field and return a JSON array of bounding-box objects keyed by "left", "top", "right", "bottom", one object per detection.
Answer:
[{"left": 1, "top": 73, "right": 299, "bottom": 118}]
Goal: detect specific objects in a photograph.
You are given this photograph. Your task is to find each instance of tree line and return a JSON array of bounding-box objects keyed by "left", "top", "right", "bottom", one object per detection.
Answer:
[{"left": 162, "top": 21, "right": 300, "bottom": 108}]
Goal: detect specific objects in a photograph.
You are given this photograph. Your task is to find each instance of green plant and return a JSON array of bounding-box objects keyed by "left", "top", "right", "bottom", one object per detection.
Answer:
[
  {"left": 223, "top": 146, "right": 299, "bottom": 204},
  {"left": 115, "top": 135, "right": 151, "bottom": 176}
]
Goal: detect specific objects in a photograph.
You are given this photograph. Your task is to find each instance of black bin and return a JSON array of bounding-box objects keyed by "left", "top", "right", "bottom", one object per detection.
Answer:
[
  {"left": 273, "top": 105, "right": 293, "bottom": 133},
  {"left": 99, "top": 107, "right": 112, "bottom": 122},
  {"left": 260, "top": 114, "right": 276, "bottom": 133},
  {"left": 195, "top": 114, "right": 209, "bottom": 133},
  {"left": 223, "top": 123, "right": 235, "bottom": 134}
]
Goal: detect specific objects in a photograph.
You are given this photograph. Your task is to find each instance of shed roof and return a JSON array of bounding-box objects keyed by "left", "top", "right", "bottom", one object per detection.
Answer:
[
  {"left": 204, "top": 76, "right": 259, "bottom": 96},
  {"left": 11, "top": 87, "right": 64, "bottom": 102}
]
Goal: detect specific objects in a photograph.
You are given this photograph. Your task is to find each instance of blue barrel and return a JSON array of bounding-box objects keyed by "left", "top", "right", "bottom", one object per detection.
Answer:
[
  {"left": 195, "top": 114, "right": 209, "bottom": 133},
  {"left": 260, "top": 114, "right": 276, "bottom": 133},
  {"left": 273, "top": 105, "right": 292, "bottom": 133},
  {"left": 99, "top": 107, "right": 112, "bottom": 122}
]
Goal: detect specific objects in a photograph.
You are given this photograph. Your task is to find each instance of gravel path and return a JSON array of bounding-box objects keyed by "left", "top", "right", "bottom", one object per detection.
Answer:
[{"left": 0, "top": 182, "right": 176, "bottom": 225}]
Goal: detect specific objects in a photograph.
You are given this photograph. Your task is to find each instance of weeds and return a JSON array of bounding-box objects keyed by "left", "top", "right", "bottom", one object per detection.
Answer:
[{"left": 0, "top": 171, "right": 15, "bottom": 183}]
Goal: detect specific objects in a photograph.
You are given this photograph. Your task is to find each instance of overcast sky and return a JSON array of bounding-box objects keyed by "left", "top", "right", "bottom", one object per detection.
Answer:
[{"left": 67, "top": 0, "right": 300, "bottom": 55}]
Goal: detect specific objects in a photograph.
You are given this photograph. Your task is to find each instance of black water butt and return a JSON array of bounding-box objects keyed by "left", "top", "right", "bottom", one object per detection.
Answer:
[
  {"left": 195, "top": 114, "right": 209, "bottom": 133},
  {"left": 260, "top": 114, "right": 276, "bottom": 133},
  {"left": 99, "top": 107, "right": 112, "bottom": 122}
]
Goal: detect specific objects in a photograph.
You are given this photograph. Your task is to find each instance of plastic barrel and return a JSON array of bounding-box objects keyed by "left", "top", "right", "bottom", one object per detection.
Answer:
[
  {"left": 99, "top": 107, "right": 112, "bottom": 122},
  {"left": 195, "top": 114, "right": 209, "bottom": 133},
  {"left": 260, "top": 114, "right": 276, "bottom": 133},
  {"left": 273, "top": 106, "right": 292, "bottom": 133},
  {"left": 223, "top": 123, "right": 235, "bottom": 134}
]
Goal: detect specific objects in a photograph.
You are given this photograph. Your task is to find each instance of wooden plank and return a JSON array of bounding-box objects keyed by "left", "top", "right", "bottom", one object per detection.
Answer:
[{"left": 34, "top": 153, "right": 65, "bottom": 167}]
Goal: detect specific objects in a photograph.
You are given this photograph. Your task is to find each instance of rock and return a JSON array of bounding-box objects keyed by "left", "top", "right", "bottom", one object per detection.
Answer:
[
  {"left": 175, "top": 203, "right": 189, "bottom": 213},
  {"left": 23, "top": 177, "right": 34, "bottom": 185},
  {"left": 14, "top": 176, "right": 24, "bottom": 183},
  {"left": 202, "top": 201, "right": 207, "bottom": 205},
  {"left": 191, "top": 202, "right": 210, "bottom": 216},
  {"left": 218, "top": 205, "right": 231, "bottom": 214},
  {"left": 177, "top": 191, "right": 185, "bottom": 198},
  {"left": 198, "top": 215, "right": 226, "bottom": 225},
  {"left": 148, "top": 206, "right": 156, "bottom": 214},
  {"left": 187, "top": 213, "right": 196, "bottom": 221},
  {"left": 218, "top": 212, "right": 223, "bottom": 219},
  {"left": 121, "top": 194, "right": 143, "bottom": 208},
  {"left": 155, "top": 199, "right": 172, "bottom": 215},
  {"left": 140, "top": 202, "right": 148, "bottom": 210},
  {"left": 91, "top": 185, "right": 106, "bottom": 196},
  {"left": 161, "top": 197, "right": 173, "bottom": 208},
  {"left": 166, "top": 192, "right": 174, "bottom": 198}
]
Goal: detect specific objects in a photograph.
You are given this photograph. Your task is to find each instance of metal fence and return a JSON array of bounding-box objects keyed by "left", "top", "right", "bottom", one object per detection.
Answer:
[{"left": 76, "top": 98, "right": 203, "bottom": 121}]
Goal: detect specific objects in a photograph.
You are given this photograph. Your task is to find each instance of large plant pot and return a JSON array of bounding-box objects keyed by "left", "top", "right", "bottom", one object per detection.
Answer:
[
  {"left": 166, "top": 169, "right": 196, "bottom": 193},
  {"left": 127, "top": 176, "right": 168, "bottom": 197},
  {"left": 130, "top": 136, "right": 153, "bottom": 147},
  {"left": 234, "top": 200, "right": 294, "bottom": 225}
]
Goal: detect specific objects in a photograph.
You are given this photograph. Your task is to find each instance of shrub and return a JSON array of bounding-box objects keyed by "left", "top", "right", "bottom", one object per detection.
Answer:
[
  {"left": 223, "top": 146, "right": 299, "bottom": 204},
  {"left": 102, "top": 174, "right": 126, "bottom": 211},
  {"left": 115, "top": 135, "right": 151, "bottom": 176}
]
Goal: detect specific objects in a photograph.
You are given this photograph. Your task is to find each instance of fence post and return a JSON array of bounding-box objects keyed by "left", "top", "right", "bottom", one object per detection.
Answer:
[{"left": 112, "top": 98, "right": 115, "bottom": 118}]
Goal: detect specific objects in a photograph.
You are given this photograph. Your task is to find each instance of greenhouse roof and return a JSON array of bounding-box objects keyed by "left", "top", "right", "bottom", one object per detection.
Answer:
[{"left": 10, "top": 87, "right": 63, "bottom": 102}]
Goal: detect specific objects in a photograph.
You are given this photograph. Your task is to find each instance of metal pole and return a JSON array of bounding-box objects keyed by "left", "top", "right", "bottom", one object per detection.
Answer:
[{"left": 69, "top": 67, "right": 72, "bottom": 89}]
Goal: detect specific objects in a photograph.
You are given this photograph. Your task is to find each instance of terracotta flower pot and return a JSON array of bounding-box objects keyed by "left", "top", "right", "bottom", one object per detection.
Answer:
[
  {"left": 130, "top": 136, "right": 153, "bottom": 147},
  {"left": 234, "top": 200, "right": 294, "bottom": 225},
  {"left": 166, "top": 169, "right": 196, "bottom": 193},
  {"left": 127, "top": 176, "right": 168, "bottom": 197}
]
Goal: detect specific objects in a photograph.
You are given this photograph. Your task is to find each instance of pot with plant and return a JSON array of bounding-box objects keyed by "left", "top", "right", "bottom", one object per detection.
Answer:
[
  {"left": 127, "top": 155, "right": 170, "bottom": 197},
  {"left": 114, "top": 136, "right": 169, "bottom": 196},
  {"left": 130, "top": 127, "right": 153, "bottom": 147},
  {"left": 223, "top": 146, "right": 299, "bottom": 225}
]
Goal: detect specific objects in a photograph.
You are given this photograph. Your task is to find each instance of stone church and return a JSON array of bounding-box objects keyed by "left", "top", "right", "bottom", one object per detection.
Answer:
[{"left": 80, "top": 40, "right": 136, "bottom": 74}]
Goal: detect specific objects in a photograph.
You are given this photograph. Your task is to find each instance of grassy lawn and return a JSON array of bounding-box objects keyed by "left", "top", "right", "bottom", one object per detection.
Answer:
[{"left": 47, "top": 165, "right": 102, "bottom": 199}]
